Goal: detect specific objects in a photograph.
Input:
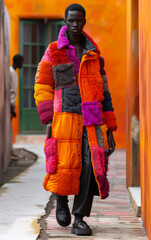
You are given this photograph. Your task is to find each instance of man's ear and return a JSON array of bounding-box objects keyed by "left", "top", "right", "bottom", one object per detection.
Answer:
[{"left": 84, "top": 19, "right": 86, "bottom": 25}]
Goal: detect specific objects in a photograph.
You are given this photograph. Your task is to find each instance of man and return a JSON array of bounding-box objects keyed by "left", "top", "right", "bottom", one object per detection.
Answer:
[
  {"left": 34, "top": 3, "right": 117, "bottom": 236},
  {"left": 10, "top": 54, "right": 23, "bottom": 159}
]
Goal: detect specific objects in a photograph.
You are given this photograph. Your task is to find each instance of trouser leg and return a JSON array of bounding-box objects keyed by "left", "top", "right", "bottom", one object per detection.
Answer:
[{"left": 72, "top": 126, "right": 97, "bottom": 217}]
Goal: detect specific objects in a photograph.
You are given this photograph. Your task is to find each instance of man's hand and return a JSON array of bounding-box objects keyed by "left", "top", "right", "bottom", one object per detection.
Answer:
[
  {"left": 107, "top": 130, "right": 116, "bottom": 156},
  {"left": 46, "top": 120, "right": 52, "bottom": 138},
  {"left": 11, "top": 105, "right": 16, "bottom": 119}
]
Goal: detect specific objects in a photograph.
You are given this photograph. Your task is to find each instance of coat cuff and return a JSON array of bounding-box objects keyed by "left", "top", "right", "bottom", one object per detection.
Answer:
[
  {"left": 103, "top": 111, "right": 117, "bottom": 131},
  {"left": 38, "top": 100, "right": 53, "bottom": 124}
]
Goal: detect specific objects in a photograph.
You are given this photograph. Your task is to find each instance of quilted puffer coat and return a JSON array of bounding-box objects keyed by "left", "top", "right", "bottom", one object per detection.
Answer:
[{"left": 34, "top": 26, "right": 117, "bottom": 199}]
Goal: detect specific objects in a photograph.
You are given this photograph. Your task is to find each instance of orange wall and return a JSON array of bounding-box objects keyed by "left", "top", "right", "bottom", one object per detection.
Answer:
[
  {"left": 126, "top": 0, "right": 139, "bottom": 187},
  {"left": 139, "top": 0, "right": 151, "bottom": 238},
  {"left": 4, "top": 0, "right": 126, "bottom": 148}
]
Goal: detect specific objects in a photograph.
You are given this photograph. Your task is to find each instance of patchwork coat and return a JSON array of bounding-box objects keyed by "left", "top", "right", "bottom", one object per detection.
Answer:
[{"left": 34, "top": 26, "right": 117, "bottom": 199}]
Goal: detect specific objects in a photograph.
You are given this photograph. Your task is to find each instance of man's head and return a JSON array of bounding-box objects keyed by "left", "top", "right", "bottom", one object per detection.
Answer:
[
  {"left": 65, "top": 4, "right": 86, "bottom": 37},
  {"left": 13, "top": 54, "right": 24, "bottom": 69},
  {"left": 65, "top": 3, "right": 86, "bottom": 19}
]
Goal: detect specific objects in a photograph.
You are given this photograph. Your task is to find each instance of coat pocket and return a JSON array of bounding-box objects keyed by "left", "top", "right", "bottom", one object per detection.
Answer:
[
  {"left": 81, "top": 101, "right": 103, "bottom": 126},
  {"left": 52, "top": 63, "right": 75, "bottom": 89},
  {"left": 44, "top": 137, "right": 58, "bottom": 174}
]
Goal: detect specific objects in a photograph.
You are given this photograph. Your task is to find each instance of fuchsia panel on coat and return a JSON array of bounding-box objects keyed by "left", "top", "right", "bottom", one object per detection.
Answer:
[
  {"left": 91, "top": 145, "right": 109, "bottom": 199},
  {"left": 44, "top": 137, "right": 58, "bottom": 174},
  {"left": 54, "top": 89, "right": 62, "bottom": 112}
]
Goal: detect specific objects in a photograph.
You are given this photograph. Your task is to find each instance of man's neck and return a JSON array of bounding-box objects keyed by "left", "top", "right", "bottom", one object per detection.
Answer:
[
  {"left": 12, "top": 64, "right": 17, "bottom": 70},
  {"left": 68, "top": 32, "right": 83, "bottom": 47}
]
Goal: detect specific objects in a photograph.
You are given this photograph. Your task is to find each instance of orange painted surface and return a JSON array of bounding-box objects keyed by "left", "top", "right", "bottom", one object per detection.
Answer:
[
  {"left": 126, "top": 0, "right": 132, "bottom": 188},
  {"left": 139, "top": 0, "right": 151, "bottom": 238},
  {"left": 126, "top": 0, "right": 139, "bottom": 187},
  {"left": 4, "top": 0, "right": 126, "bottom": 148}
]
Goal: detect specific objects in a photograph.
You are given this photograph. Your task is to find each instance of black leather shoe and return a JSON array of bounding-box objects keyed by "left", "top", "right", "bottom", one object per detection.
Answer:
[
  {"left": 71, "top": 220, "right": 92, "bottom": 235},
  {"left": 56, "top": 195, "right": 71, "bottom": 227}
]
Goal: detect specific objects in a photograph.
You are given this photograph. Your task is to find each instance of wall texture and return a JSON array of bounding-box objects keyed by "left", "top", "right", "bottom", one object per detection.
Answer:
[
  {"left": 4, "top": 0, "right": 126, "bottom": 148},
  {"left": 127, "top": 0, "right": 151, "bottom": 238},
  {"left": 139, "top": 0, "right": 151, "bottom": 238},
  {"left": 0, "top": 0, "right": 10, "bottom": 180},
  {"left": 126, "top": 0, "right": 139, "bottom": 187}
]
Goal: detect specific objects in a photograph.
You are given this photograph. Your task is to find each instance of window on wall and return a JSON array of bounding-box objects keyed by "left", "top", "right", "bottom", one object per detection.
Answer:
[{"left": 20, "top": 19, "right": 64, "bottom": 133}]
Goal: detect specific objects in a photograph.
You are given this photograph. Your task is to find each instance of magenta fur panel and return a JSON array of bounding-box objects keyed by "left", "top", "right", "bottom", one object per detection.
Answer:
[
  {"left": 44, "top": 137, "right": 58, "bottom": 174},
  {"left": 38, "top": 100, "right": 53, "bottom": 124},
  {"left": 57, "top": 26, "right": 69, "bottom": 49},
  {"left": 81, "top": 101, "right": 103, "bottom": 126},
  {"left": 54, "top": 89, "right": 62, "bottom": 112},
  {"left": 91, "top": 145, "right": 109, "bottom": 199}
]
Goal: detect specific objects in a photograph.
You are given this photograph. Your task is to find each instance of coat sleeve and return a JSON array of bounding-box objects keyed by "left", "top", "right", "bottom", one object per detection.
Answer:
[
  {"left": 34, "top": 45, "right": 55, "bottom": 125},
  {"left": 99, "top": 57, "right": 117, "bottom": 131}
]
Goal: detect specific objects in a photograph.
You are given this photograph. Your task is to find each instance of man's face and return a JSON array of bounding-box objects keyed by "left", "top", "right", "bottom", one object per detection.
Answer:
[
  {"left": 17, "top": 59, "right": 23, "bottom": 69},
  {"left": 65, "top": 10, "right": 86, "bottom": 36}
]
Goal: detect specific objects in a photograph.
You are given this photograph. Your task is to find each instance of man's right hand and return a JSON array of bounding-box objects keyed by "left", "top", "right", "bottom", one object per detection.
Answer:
[
  {"left": 11, "top": 105, "right": 16, "bottom": 119},
  {"left": 46, "top": 120, "right": 52, "bottom": 138}
]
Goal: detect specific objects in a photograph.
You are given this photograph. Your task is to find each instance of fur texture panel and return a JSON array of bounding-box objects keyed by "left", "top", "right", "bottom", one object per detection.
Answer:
[
  {"left": 52, "top": 63, "right": 75, "bottom": 89},
  {"left": 91, "top": 145, "right": 109, "bottom": 199},
  {"left": 82, "top": 101, "right": 103, "bottom": 126},
  {"left": 38, "top": 100, "right": 53, "bottom": 124},
  {"left": 44, "top": 137, "right": 58, "bottom": 174},
  {"left": 54, "top": 89, "right": 62, "bottom": 112}
]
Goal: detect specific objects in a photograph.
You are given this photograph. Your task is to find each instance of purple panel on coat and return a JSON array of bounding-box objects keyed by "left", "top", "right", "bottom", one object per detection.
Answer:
[
  {"left": 38, "top": 100, "right": 53, "bottom": 124},
  {"left": 54, "top": 89, "right": 62, "bottom": 112},
  {"left": 81, "top": 101, "right": 103, "bottom": 126}
]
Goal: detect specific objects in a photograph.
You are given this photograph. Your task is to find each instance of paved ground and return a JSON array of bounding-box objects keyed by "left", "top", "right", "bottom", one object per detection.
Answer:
[
  {"left": 0, "top": 144, "right": 50, "bottom": 240},
  {"left": 44, "top": 150, "right": 148, "bottom": 240},
  {"left": 0, "top": 146, "right": 148, "bottom": 240}
]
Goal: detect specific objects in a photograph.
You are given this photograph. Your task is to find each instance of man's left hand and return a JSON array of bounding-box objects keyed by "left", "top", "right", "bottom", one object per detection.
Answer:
[{"left": 107, "top": 131, "right": 116, "bottom": 156}]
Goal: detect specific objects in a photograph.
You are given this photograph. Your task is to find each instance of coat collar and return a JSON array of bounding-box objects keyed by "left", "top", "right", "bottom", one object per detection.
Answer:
[
  {"left": 57, "top": 26, "right": 69, "bottom": 49},
  {"left": 57, "top": 26, "right": 100, "bottom": 55}
]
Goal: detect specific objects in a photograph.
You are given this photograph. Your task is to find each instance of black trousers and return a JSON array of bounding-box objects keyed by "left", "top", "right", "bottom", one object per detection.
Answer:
[{"left": 72, "top": 126, "right": 99, "bottom": 217}]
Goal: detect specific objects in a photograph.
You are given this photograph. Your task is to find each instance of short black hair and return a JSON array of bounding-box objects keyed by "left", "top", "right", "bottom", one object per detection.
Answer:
[
  {"left": 65, "top": 3, "right": 86, "bottom": 19},
  {"left": 13, "top": 54, "right": 23, "bottom": 64}
]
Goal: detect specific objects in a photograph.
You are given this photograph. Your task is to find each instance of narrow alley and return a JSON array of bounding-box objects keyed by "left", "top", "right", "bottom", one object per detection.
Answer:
[{"left": 0, "top": 145, "right": 148, "bottom": 239}]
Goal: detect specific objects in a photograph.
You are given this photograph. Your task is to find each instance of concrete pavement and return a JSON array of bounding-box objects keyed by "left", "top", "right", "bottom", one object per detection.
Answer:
[
  {"left": 0, "top": 144, "right": 50, "bottom": 240},
  {"left": 0, "top": 145, "right": 148, "bottom": 240}
]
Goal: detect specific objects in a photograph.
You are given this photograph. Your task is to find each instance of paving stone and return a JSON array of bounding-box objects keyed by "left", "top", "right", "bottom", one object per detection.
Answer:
[{"left": 45, "top": 150, "right": 148, "bottom": 239}]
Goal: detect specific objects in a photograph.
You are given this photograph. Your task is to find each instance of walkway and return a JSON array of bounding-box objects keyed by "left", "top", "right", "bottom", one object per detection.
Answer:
[
  {"left": 0, "top": 146, "right": 148, "bottom": 239},
  {"left": 45, "top": 150, "right": 148, "bottom": 239},
  {"left": 0, "top": 144, "right": 50, "bottom": 240}
]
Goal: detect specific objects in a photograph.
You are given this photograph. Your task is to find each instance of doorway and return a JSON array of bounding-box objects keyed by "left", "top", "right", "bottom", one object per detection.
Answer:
[{"left": 19, "top": 19, "right": 64, "bottom": 133}]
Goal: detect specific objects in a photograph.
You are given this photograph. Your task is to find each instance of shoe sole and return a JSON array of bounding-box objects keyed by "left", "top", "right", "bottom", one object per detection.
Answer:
[{"left": 71, "top": 226, "right": 92, "bottom": 236}]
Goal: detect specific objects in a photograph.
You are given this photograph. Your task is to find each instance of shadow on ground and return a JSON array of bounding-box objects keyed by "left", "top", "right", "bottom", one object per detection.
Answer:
[{"left": 0, "top": 148, "right": 37, "bottom": 187}]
